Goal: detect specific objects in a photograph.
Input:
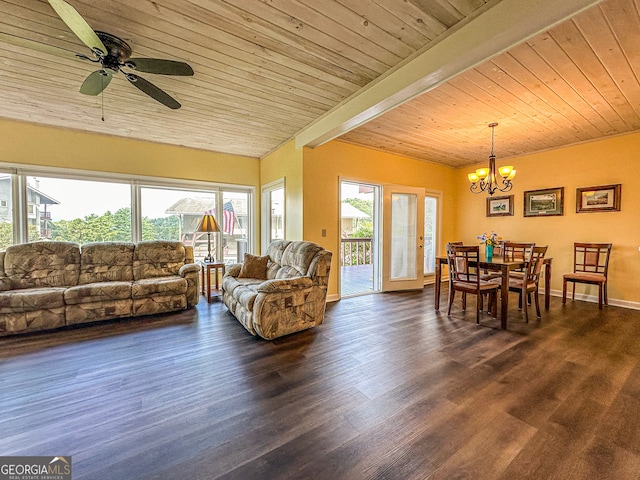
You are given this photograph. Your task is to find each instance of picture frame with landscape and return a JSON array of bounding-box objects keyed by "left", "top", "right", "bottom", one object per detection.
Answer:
[
  {"left": 486, "top": 195, "right": 514, "bottom": 217},
  {"left": 524, "top": 187, "right": 564, "bottom": 217},
  {"left": 576, "top": 184, "right": 621, "bottom": 213}
]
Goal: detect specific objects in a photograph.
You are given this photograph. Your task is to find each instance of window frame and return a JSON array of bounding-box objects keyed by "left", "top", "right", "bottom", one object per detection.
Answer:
[{"left": 0, "top": 162, "right": 256, "bottom": 254}]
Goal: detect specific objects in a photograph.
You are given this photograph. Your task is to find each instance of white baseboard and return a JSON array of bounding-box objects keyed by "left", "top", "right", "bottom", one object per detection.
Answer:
[
  {"left": 547, "top": 289, "right": 640, "bottom": 311},
  {"left": 332, "top": 282, "right": 640, "bottom": 311}
]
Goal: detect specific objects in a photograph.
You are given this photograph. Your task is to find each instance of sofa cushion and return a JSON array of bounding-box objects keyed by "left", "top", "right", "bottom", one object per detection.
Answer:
[
  {"left": 132, "top": 276, "right": 187, "bottom": 298},
  {"left": 0, "top": 287, "right": 66, "bottom": 313},
  {"left": 133, "top": 241, "right": 186, "bottom": 280},
  {"left": 266, "top": 240, "right": 291, "bottom": 266},
  {"left": 64, "top": 281, "right": 133, "bottom": 305},
  {"left": 79, "top": 242, "right": 134, "bottom": 284},
  {"left": 281, "top": 241, "right": 324, "bottom": 276},
  {"left": 222, "top": 276, "right": 263, "bottom": 311},
  {"left": 238, "top": 253, "right": 269, "bottom": 279},
  {"left": 4, "top": 241, "right": 80, "bottom": 289}
]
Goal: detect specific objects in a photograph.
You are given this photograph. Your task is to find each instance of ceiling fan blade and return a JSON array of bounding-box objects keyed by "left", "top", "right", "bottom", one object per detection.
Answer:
[
  {"left": 47, "top": 0, "right": 107, "bottom": 55},
  {"left": 127, "top": 58, "right": 194, "bottom": 76},
  {"left": 126, "top": 73, "right": 181, "bottom": 109},
  {"left": 0, "top": 32, "right": 80, "bottom": 59},
  {"left": 80, "top": 70, "right": 112, "bottom": 95}
]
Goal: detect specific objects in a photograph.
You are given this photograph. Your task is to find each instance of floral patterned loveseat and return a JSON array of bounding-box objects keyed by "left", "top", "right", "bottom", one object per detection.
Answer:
[
  {"left": 0, "top": 240, "right": 200, "bottom": 336},
  {"left": 222, "top": 240, "right": 332, "bottom": 340}
]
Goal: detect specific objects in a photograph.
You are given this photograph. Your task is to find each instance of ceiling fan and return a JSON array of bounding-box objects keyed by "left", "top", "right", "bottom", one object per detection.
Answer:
[{"left": 0, "top": 0, "right": 194, "bottom": 109}]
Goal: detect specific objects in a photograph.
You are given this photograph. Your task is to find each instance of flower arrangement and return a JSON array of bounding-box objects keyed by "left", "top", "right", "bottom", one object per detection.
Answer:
[{"left": 477, "top": 232, "right": 500, "bottom": 246}]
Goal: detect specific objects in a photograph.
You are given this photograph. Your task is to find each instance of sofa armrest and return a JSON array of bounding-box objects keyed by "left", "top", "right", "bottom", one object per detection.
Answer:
[
  {"left": 179, "top": 263, "right": 200, "bottom": 277},
  {"left": 257, "top": 276, "right": 313, "bottom": 294},
  {"left": 225, "top": 264, "right": 242, "bottom": 277}
]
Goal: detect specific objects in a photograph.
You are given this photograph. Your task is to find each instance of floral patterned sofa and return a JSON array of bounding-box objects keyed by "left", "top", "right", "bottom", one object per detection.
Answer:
[
  {"left": 0, "top": 240, "right": 200, "bottom": 336},
  {"left": 222, "top": 240, "right": 332, "bottom": 340}
]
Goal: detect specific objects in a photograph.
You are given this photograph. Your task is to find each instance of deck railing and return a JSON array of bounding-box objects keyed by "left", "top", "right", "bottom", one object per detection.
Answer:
[{"left": 341, "top": 238, "right": 372, "bottom": 266}]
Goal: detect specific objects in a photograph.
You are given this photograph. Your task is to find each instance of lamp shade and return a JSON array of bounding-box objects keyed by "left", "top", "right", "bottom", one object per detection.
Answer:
[{"left": 196, "top": 214, "right": 221, "bottom": 233}]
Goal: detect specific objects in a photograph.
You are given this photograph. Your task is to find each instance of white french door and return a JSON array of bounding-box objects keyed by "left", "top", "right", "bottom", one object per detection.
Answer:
[{"left": 381, "top": 185, "right": 425, "bottom": 292}]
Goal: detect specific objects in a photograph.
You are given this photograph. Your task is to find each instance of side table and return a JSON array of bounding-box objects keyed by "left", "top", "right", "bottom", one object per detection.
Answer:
[{"left": 199, "top": 260, "right": 225, "bottom": 303}]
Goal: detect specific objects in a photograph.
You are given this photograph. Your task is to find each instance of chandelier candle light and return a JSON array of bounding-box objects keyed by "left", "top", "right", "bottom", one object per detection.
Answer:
[{"left": 468, "top": 123, "right": 516, "bottom": 196}]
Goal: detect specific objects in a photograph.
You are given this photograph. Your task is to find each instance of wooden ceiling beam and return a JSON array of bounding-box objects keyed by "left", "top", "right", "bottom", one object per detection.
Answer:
[{"left": 295, "top": 0, "right": 604, "bottom": 149}]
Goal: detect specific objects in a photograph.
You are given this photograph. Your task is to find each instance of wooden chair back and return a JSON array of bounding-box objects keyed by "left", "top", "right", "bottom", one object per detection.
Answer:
[
  {"left": 446, "top": 244, "right": 479, "bottom": 285},
  {"left": 524, "top": 246, "right": 548, "bottom": 286},
  {"left": 573, "top": 243, "right": 612, "bottom": 276},
  {"left": 503, "top": 242, "right": 535, "bottom": 262}
]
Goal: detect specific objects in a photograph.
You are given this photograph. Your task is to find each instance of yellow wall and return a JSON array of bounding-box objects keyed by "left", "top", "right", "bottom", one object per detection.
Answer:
[
  {"left": 7, "top": 118, "right": 638, "bottom": 306},
  {"left": 260, "top": 140, "right": 304, "bottom": 244},
  {"left": 303, "top": 140, "right": 458, "bottom": 298},
  {"left": 454, "top": 131, "right": 640, "bottom": 305},
  {"left": 0, "top": 119, "right": 260, "bottom": 186}
]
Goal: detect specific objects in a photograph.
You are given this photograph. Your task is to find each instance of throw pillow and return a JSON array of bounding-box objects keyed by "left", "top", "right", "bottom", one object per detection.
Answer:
[{"left": 238, "top": 253, "right": 269, "bottom": 279}]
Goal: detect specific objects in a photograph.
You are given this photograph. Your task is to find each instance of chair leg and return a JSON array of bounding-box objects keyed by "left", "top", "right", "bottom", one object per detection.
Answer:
[
  {"left": 598, "top": 284, "right": 603, "bottom": 310},
  {"left": 491, "top": 291, "right": 497, "bottom": 317},
  {"left": 572, "top": 283, "right": 576, "bottom": 301},
  {"left": 447, "top": 290, "right": 455, "bottom": 316},
  {"left": 523, "top": 290, "right": 529, "bottom": 323},
  {"left": 562, "top": 279, "right": 567, "bottom": 304},
  {"left": 462, "top": 293, "right": 467, "bottom": 311},
  {"left": 476, "top": 295, "right": 480, "bottom": 325},
  {"left": 518, "top": 292, "right": 522, "bottom": 309},
  {"left": 534, "top": 290, "right": 541, "bottom": 319},
  {"left": 604, "top": 281, "right": 608, "bottom": 305}
]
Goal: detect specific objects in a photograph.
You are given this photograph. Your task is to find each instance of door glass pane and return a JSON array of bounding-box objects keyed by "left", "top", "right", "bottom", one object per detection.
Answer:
[
  {"left": 424, "top": 196, "right": 437, "bottom": 274},
  {"left": 28, "top": 176, "right": 131, "bottom": 243},
  {"left": 0, "top": 176, "right": 13, "bottom": 249},
  {"left": 391, "top": 193, "right": 417, "bottom": 280},
  {"left": 222, "top": 192, "right": 249, "bottom": 264},
  {"left": 270, "top": 187, "right": 284, "bottom": 242},
  {"left": 341, "top": 181, "right": 377, "bottom": 296}
]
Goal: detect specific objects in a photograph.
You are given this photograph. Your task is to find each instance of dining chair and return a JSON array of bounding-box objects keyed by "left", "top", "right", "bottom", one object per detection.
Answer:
[
  {"left": 501, "top": 245, "right": 548, "bottom": 322},
  {"left": 480, "top": 241, "right": 534, "bottom": 281},
  {"left": 446, "top": 244, "right": 500, "bottom": 325},
  {"left": 503, "top": 242, "right": 536, "bottom": 263},
  {"left": 562, "top": 243, "right": 612, "bottom": 309}
]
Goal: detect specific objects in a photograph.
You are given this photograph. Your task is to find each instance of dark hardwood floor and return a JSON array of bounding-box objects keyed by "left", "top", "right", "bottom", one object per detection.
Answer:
[{"left": 2, "top": 287, "right": 640, "bottom": 479}]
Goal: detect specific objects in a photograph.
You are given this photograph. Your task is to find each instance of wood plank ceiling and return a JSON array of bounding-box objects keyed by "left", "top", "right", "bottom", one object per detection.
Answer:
[{"left": 0, "top": 0, "right": 637, "bottom": 168}]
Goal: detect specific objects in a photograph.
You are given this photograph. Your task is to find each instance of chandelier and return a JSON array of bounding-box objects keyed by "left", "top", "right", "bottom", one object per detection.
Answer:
[{"left": 467, "top": 122, "right": 515, "bottom": 196}]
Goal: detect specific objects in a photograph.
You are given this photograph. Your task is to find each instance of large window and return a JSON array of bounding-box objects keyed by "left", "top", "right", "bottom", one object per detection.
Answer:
[
  {"left": 223, "top": 191, "right": 249, "bottom": 264},
  {"left": 141, "top": 186, "right": 217, "bottom": 249},
  {"left": 0, "top": 176, "right": 13, "bottom": 247},
  {"left": 0, "top": 165, "right": 254, "bottom": 262},
  {"left": 27, "top": 176, "right": 131, "bottom": 243},
  {"left": 261, "top": 179, "right": 284, "bottom": 252}
]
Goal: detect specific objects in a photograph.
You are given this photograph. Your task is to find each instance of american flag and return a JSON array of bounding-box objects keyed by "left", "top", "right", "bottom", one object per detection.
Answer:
[{"left": 223, "top": 201, "right": 236, "bottom": 235}]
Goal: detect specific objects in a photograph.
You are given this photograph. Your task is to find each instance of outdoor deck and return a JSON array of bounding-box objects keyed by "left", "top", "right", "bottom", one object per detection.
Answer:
[{"left": 341, "top": 264, "right": 373, "bottom": 297}]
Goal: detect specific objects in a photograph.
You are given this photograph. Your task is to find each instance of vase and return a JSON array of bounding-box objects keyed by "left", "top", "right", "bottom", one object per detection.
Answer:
[{"left": 485, "top": 244, "right": 494, "bottom": 261}]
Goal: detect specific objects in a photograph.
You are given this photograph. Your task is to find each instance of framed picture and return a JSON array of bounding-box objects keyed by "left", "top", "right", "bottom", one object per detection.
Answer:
[
  {"left": 524, "top": 187, "right": 564, "bottom": 217},
  {"left": 486, "top": 195, "right": 514, "bottom": 217},
  {"left": 576, "top": 184, "right": 621, "bottom": 213}
]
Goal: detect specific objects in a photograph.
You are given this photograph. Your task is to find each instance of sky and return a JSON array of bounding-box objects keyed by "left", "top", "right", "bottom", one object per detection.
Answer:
[{"left": 32, "top": 177, "right": 210, "bottom": 221}]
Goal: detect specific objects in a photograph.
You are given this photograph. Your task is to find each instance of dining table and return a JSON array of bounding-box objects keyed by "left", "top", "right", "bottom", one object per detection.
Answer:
[{"left": 434, "top": 255, "right": 553, "bottom": 330}]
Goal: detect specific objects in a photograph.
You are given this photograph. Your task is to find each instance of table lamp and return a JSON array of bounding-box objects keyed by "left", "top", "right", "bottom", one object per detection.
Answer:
[{"left": 196, "top": 213, "right": 221, "bottom": 262}]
